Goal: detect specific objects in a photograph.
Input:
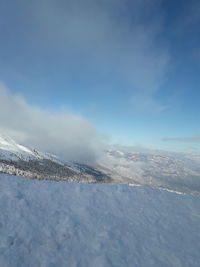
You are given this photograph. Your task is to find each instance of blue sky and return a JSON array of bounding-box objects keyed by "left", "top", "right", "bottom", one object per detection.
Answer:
[{"left": 0, "top": 0, "right": 200, "bottom": 155}]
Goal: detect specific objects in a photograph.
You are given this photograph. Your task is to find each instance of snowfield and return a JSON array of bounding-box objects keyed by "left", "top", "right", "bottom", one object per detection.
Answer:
[{"left": 0, "top": 174, "right": 200, "bottom": 267}]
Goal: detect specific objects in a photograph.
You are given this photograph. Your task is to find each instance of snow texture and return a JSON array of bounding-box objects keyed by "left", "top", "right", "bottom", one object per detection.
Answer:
[{"left": 0, "top": 174, "right": 200, "bottom": 267}]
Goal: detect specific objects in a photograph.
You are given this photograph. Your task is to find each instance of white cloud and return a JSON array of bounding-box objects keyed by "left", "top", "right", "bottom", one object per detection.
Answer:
[
  {"left": 30, "top": 0, "right": 169, "bottom": 111},
  {"left": 162, "top": 135, "right": 200, "bottom": 142},
  {"left": 0, "top": 82, "right": 105, "bottom": 163}
]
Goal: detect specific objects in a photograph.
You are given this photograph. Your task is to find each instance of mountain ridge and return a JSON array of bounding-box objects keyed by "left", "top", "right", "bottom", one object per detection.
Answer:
[
  {"left": 0, "top": 133, "right": 200, "bottom": 196},
  {"left": 0, "top": 134, "right": 112, "bottom": 183}
]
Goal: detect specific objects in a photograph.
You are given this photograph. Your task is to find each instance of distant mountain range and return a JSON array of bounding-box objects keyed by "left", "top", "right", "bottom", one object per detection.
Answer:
[
  {"left": 0, "top": 134, "right": 200, "bottom": 196},
  {"left": 99, "top": 149, "right": 200, "bottom": 196}
]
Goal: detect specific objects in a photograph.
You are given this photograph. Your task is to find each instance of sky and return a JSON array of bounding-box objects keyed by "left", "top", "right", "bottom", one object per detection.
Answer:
[{"left": 0, "top": 0, "right": 200, "bottom": 160}]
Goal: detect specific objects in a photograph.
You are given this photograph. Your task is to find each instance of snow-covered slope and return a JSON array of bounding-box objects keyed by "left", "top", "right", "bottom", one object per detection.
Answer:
[
  {"left": 0, "top": 134, "right": 45, "bottom": 161},
  {"left": 0, "top": 134, "right": 68, "bottom": 163},
  {"left": 0, "top": 134, "right": 111, "bottom": 183},
  {"left": 0, "top": 174, "right": 200, "bottom": 267},
  {"left": 1, "top": 134, "right": 200, "bottom": 196},
  {"left": 0, "top": 134, "right": 32, "bottom": 154}
]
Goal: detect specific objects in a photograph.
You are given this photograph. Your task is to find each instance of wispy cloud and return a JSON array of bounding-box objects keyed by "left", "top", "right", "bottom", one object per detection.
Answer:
[
  {"left": 29, "top": 0, "right": 169, "bottom": 111},
  {"left": 162, "top": 135, "right": 200, "bottom": 142},
  {"left": 0, "top": 82, "right": 106, "bottom": 163}
]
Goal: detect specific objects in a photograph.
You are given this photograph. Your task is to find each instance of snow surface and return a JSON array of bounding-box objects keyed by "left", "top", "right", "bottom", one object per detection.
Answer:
[{"left": 0, "top": 174, "right": 200, "bottom": 267}]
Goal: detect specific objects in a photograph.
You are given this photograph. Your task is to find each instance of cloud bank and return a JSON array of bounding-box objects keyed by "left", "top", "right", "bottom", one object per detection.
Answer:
[{"left": 0, "top": 82, "right": 105, "bottom": 163}]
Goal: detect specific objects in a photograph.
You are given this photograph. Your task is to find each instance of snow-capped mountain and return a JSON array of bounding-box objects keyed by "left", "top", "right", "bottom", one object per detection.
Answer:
[
  {"left": 0, "top": 134, "right": 31, "bottom": 154},
  {"left": 0, "top": 134, "right": 43, "bottom": 161},
  {"left": 0, "top": 134, "right": 112, "bottom": 183}
]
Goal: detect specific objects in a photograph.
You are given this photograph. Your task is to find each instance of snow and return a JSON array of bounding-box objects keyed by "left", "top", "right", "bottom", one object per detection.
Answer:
[
  {"left": 0, "top": 134, "right": 81, "bottom": 173},
  {"left": 15, "top": 144, "right": 33, "bottom": 154},
  {"left": 0, "top": 134, "right": 37, "bottom": 162},
  {"left": 0, "top": 134, "right": 33, "bottom": 155},
  {"left": 0, "top": 174, "right": 200, "bottom": 267}
]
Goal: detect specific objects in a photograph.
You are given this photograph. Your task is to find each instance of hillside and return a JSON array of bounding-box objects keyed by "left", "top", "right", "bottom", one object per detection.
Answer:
[
  {"left": 0, "top": 134, "right": 112, "bottom": 183},
  {"left": 1, "top": 134, "right": 200, "bottom": 196}
]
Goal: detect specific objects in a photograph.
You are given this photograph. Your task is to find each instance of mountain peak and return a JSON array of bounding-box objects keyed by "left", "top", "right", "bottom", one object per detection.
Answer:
[{"left": 0, "top": 133, "right": 34, "bottom": 155}]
